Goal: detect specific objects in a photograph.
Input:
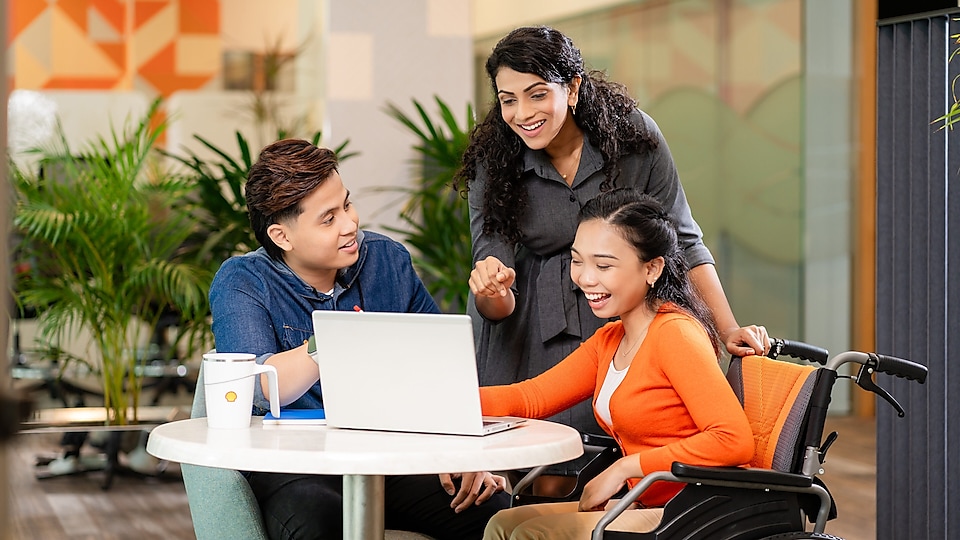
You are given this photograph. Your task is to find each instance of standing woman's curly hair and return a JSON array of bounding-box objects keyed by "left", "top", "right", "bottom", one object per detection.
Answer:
[
  {"left": 456, "top": 26, "right": 658, "bottom": 245},
  {"left": 580, "top": 188, "right": 721, "bottom": 355}
]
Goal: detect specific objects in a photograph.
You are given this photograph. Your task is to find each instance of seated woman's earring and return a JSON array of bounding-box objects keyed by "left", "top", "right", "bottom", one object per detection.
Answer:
[{"left": 572, "top": 104, "right": 577, "bottom": 116}]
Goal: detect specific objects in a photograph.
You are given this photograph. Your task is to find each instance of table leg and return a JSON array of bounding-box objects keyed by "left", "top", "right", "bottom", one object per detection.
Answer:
[{"left": 343, "top": 474, "right": 385, "bottom": 540}]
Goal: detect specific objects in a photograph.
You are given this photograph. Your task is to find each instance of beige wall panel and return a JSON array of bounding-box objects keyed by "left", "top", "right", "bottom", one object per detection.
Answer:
[
  {"left": 221, "top": 0, "right": 300, "bottom": 50},
  {"left": 428, "top": 0, "right": 470, "bottom": 37},
  {"left": 326, "top": 32, "right": 374, "bottom": 101},
  {"left": 175, "top": 35, "right": 221, "bottom": 74}
]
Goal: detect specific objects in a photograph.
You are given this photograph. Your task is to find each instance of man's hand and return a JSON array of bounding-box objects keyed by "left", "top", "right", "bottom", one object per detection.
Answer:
[{"left": 439, "top": 472, "right": 507, "bottom": 513}]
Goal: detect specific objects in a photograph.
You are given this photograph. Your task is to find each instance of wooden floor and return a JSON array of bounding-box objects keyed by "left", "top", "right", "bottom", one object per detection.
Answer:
[{"left": 4, "top": 415, "right": 878, "bottom": 540}]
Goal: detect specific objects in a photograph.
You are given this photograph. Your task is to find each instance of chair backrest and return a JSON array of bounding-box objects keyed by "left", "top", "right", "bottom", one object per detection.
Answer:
[
  {"left": 191, "top": 355, "right": 210, "bottom": 418},
  {"left": 726, "top": 355, "right": 820, "bottom": 473}
]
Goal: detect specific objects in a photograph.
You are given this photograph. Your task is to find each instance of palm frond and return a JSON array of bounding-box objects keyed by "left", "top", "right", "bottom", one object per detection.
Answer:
[
  {"left": 380, "top": 96, "right": 474, "bottom": 312},
  {"left": 10, "top": 97, "right": 205, "bottom": 424}
]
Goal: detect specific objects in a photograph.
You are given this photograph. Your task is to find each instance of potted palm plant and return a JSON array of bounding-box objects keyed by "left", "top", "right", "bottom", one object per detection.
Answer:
[
  {"left": 380, "top": 96, "right": 474, "bottom": 312},
  {"left": 11, "top": 99, "right": 210, "bottom": 425}
]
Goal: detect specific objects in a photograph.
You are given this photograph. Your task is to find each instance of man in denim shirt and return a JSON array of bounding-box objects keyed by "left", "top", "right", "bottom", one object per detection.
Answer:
[{"left": 209, "top": 139, "right": 509, "bottom": 540}]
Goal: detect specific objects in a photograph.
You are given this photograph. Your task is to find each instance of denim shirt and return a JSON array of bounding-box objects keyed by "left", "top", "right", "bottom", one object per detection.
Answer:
[{"left": 209, "top": 230, "right": 440, "bottom": 413}]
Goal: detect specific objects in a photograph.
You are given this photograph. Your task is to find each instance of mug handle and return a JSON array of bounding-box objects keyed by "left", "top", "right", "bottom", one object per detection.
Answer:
[{"left": 254, "top": 364, "right": 280, "bottom": 419}]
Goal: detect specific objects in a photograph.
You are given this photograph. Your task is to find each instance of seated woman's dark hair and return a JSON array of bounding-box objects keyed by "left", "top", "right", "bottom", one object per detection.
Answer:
[{"left": 579, "top": 188, "right": 720, "bottom": 354}]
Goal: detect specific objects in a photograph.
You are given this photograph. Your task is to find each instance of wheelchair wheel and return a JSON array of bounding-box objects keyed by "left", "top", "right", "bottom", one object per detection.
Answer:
[{"left": 759, "top": 533, "right": 844, "bottom": 540}]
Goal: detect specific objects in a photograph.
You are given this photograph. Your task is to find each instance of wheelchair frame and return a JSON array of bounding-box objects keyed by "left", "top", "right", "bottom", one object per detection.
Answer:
[{"left": 586, "top": 342, "right": 928, "bottom": 540}]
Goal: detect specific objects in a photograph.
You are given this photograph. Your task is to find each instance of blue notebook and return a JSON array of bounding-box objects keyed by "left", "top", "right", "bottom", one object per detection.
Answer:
[{"left": 263, "top": 408, "right": 326, "bottom": 425}]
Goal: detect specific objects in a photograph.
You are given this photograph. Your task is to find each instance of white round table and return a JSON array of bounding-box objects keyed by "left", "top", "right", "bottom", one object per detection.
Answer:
[{"left": 147, "top": 417, "right": 583, "bottom": 539}]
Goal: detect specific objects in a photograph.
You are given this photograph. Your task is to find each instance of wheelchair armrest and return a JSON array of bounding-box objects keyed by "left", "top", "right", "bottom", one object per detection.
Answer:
[
  {"left": 512, "top": 433, "right": 621, "bottom": 506},
  {"left": 671, "top": 462, "right": 814, "bottom": 488},
  {"left": 581, "top": 432, "right": 617, "bottom": 450}
]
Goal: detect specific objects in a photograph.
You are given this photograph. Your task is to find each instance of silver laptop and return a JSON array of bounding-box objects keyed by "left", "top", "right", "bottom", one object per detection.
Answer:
[{"left": 311, "top": 310, "right": 527, "bottom": 436}]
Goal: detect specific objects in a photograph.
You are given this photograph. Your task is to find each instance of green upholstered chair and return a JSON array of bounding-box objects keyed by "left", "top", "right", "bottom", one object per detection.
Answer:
[{"left": 184, "top": 362, "right": 433, "bottom": 540}]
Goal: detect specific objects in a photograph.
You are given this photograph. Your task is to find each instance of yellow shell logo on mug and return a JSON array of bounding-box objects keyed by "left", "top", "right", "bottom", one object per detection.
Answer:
[{"left": 225, "top": 390, "right": 238, "bottom": 402}]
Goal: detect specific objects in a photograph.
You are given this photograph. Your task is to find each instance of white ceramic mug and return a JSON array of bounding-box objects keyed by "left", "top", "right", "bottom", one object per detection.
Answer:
[{"left": 202, "top": 352, "right": 280, "bottom": 429}]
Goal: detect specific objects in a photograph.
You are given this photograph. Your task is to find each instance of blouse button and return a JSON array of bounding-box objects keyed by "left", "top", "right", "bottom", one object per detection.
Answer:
[{"left": 569, "top": 195, "right": 576, "bottom": 203}]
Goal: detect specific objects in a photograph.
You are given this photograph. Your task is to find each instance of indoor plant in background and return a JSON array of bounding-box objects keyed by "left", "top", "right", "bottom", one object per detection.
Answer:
[
  {"left": 10, "top": 100, "right": 210, "bottom": 425},
  {"left": 380, "top": 96, "right": 474, "bottom": 313}
]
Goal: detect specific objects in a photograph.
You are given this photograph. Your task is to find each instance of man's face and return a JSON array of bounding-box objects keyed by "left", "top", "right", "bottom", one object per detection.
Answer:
[{"left": 270, "top": 171, "right": 360, "bottom": 290}]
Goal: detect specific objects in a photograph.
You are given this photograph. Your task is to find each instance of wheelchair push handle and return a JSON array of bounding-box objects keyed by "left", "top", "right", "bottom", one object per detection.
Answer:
[
  {"left": 767, "top": 337, "right": 829, "bottom": 365},
  {"left": 825, "top": 350, "right": 928, "bottom": 418},
  {"left": 874, "top": 353, "right": 928, "bottom": 383},
  {"left": 827, "top": 351, "right": 928, "bottom": 383}
]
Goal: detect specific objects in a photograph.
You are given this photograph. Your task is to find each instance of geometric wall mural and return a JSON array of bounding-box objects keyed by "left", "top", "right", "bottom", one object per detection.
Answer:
[{"left": 8, "top": 0, "right": 220, "bottom": 96}]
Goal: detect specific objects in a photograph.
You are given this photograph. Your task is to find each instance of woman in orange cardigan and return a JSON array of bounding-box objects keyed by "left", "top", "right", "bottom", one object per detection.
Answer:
[{"left": 480, "top": 188, "right": 754, "bottom": 539}]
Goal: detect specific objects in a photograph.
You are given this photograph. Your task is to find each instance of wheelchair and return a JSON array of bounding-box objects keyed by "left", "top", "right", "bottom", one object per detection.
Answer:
[{"left": 509, "top": 338, "right": 928, "bottom": 540}]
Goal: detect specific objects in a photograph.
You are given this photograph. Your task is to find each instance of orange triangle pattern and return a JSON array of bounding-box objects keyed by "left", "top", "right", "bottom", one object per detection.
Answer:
[
  {"left": 139, "top": 40, "right": 175, "bottom": 75},
  {"left": 138, "top": 41, "right": 213, "bottom": 95},
  {"left": 12, "top": 0, "right": 219, "bottom": 96},
  {"left": 91, "top": 0, "right": 126, "bottom": 34},
  {"left": 134, "top": 0, "right": 171, "bottom": 31},
  {"left": 140, "top": 72, "right": 212, "bottom": 96},
  {"left": 44, "top": 76, "right": 121, "bottom": 89},
  {"left": 57, "top": 0, "right": 91, "bottom": 32},
  {"left": 97, "top": 42, "right": 126, "bottom": 69},
  {"left": 8, "top": 0, "right": 48, "bottom": 45},
  {"left": 179, "top": 0, "right": 219, "bottom": 34}
]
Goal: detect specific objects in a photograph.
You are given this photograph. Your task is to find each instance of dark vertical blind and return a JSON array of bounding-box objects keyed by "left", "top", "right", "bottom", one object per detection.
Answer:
[{"left": 876, "top": 12, "right": 960, "bottom": 540}]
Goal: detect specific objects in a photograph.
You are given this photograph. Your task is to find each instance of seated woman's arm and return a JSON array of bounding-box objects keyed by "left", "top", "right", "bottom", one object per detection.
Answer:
[{"left": 479, "top": 329, "right": 605, "bottom": 418}]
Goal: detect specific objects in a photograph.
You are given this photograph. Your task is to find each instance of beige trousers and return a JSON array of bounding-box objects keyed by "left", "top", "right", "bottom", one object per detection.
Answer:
[{"left": 483, "top": 501, "right": 664, "bottom": 540}]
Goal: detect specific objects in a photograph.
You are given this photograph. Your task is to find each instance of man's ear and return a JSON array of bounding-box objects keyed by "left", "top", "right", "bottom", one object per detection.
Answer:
[{"left": 267, "top": 223, "right": 292, "bottom": 253}]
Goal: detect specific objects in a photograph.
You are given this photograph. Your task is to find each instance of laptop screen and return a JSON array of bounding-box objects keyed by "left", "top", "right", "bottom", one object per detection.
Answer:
[{"left": 311, "top": 311, "right": 499, "bottom": 436}]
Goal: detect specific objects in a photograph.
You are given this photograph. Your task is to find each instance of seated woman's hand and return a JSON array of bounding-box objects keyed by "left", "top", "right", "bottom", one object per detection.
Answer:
[
  {"left": 578, "top": 456, "right": 634, "bottom": 513},
  {"left": 721, "top": 325, "right": 770, "bottom": 357},
  {"left": 439, "top": 472, "right": 507, "bottom": 513}
]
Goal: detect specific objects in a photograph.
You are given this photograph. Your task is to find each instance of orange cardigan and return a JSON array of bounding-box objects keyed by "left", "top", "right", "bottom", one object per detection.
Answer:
[{"left": 480, "top": 308, "right": 753, "bottom": 507}]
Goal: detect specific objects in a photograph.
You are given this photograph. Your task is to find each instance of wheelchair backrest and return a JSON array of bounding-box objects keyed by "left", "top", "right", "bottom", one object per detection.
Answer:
[{"left": 726, "top": 355, "right": 820, "bottom": 473}]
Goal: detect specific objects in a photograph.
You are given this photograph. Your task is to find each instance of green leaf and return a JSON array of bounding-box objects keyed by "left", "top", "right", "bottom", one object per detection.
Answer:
[{"left": 378, "top": 96, "right": 475, "bottom": 312}]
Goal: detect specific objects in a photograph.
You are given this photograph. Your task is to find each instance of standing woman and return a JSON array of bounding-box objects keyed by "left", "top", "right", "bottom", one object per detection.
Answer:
[{"left": 458, "top": 26, "right": 766, "bottom": 480}]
